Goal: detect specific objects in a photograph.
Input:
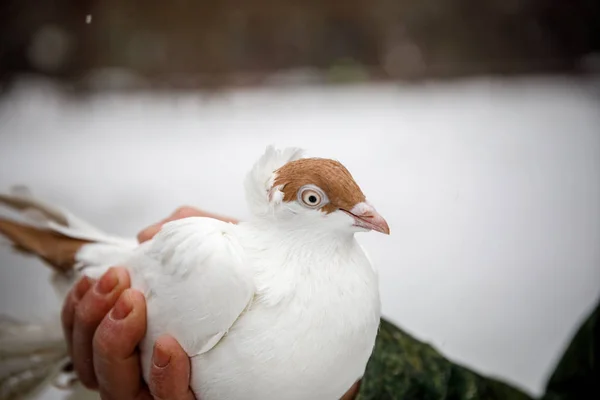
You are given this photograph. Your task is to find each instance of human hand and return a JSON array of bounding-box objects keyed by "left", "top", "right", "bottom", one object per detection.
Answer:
[
  {"left": 136, "top": 206, "right": 239, "bottom": 243},
  {"left": 62, "top": 266, "right": 194, "bottom": 399}
]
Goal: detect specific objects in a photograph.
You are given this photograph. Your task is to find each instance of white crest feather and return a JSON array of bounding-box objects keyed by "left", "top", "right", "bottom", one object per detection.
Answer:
[{"left": 244, "top": 145, "right": 305, "bottom": 217}]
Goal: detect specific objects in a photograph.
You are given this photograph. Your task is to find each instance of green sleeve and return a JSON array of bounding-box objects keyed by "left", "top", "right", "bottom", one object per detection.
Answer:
[
  {"left": 356, "top": 319, "right": 534, "bottom": 400},
  {"left": 541, "top": 301, "right": 599, "bottom": 400}
]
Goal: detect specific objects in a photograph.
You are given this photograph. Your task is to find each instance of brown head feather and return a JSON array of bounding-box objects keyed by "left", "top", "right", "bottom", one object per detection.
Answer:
[
  {"left": 273, "top": 158, "right": 366, "bottom": 213},
  {"left": 0, "top": 218, "right": 90, "bottom": 273}
]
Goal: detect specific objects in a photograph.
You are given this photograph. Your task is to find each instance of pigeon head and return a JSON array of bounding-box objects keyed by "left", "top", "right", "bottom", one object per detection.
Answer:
[{"left": 270, "top": 158, "right": 390, "bottom": 235}]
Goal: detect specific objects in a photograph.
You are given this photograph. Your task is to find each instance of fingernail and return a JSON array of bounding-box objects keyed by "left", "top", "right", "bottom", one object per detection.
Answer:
[
  {"left": 110, "top": 293, "right": 132, "bottom": 320},
  {"left": 153, "top": 343, "right": 171, "bottom": 368},
  {"left": 74, "top": 277, "right": 93, "bottom": 300},
  {"left": 96, "top": 269, "right": 118, "bottom": 294}
]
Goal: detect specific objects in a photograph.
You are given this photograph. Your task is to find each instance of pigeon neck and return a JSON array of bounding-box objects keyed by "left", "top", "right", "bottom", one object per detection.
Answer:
[{"left": 242, "top": 219, "right": 355, "bottom": 249}]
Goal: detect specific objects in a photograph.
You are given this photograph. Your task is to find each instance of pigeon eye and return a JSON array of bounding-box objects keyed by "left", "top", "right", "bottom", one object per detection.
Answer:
[
  {"left": 303, "top": 191, "right": 320, "bottom": 206},
  {"left": 297, "top": 185, "right": 328, "bottom": 209}
]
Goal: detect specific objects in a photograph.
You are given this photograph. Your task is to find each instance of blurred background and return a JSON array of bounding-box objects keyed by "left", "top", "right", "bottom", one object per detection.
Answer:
[
  {"left": 1, "top": 0, "right": 599, "bottom": 399},
  {"left": 1, "top": 0, "right": 600, "bottom": 88}
]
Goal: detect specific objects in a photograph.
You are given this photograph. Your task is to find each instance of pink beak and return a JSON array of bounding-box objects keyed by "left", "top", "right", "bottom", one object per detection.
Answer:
[{"left": 343, "top": 202, "right": 390, "bottom": 235}]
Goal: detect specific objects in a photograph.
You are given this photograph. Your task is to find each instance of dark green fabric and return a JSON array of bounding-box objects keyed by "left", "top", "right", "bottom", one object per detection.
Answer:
[
  {"left": 356, "top": 319, "right": 532, "bottom": 400},
  {"left": 541, "top": 302, "right": 599, "bottom": 400},
  {"left": 357, "top": 300, "right": 599, "bottom": 400}
]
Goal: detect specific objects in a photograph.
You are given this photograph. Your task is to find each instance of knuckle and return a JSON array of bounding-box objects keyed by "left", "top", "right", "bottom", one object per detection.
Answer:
[
  {"left": 92, "top": 322, "right": 114, "bottom": 358},
  {"left": 138, "top": 224, "right": 161, "bottom": 243},
  {"left": 149, "top": 372, "right": 169, "bottom": 398},
  {"left": 137, "top": 229, "right": 152, "bottom": 243}
]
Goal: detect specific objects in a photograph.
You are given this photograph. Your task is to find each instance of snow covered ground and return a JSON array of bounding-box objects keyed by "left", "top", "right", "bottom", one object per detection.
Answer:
[{"left": 1, "top": 75, "right": 599, "bottom": 399}]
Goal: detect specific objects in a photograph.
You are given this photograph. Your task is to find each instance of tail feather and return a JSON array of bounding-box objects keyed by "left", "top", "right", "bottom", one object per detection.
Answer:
[
  {"left": 0, "top": 186, "right": 70, "bottom": 227},
  {"left": 0, "top": 187, "right": 139, "bottom": 398},
  {"left": 0, "top": 316, "right": 72, "bottom": 400},
  {"left": 0, "top": 186, "right": 136, "bottom": 247},
  {"left": 0, "top": 186, "right": 138, "bottom": 273},
  {"left": 0, "top": 219, "right": 89, "bottom": 273}
]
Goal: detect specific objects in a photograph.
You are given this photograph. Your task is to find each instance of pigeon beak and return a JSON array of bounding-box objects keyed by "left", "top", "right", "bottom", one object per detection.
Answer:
[{"left": 343, "top": 202, "right": 390, "bottom": 235}]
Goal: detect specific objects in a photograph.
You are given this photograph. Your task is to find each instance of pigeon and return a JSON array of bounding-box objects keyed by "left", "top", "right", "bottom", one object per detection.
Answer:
[{"left": 0, "top": 146, "right": 389, "bottom": 400}]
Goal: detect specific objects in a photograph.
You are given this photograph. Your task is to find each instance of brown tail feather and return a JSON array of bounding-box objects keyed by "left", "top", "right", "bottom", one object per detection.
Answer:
[{"left": 0, "top": 218, "right": 91, "bottom": 273}]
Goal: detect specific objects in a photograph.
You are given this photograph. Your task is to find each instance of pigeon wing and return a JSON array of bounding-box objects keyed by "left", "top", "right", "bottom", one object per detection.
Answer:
[{"left": 130, "top": 216, "right": 255, "bottom": 379}]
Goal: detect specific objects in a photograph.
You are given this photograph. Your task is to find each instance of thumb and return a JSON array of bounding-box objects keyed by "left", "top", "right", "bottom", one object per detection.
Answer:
[{"left": 149, "top": 335, "right": 196, "bottom": 400}]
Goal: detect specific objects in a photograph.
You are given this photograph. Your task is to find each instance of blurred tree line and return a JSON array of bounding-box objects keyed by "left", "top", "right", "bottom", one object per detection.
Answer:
[{"left": 1, "top": 0, "right": 599, "bottom": 90}]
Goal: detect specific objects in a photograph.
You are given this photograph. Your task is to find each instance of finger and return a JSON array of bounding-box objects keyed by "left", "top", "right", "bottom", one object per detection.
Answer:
[
  {"left": 137, "top": 206, "right": 238, "bottom": 243},
  {"left": 137, "top": 206, "right": 203, "bottom": 243},
  {"left": 61, "top": 276, "right": 94, "bottom": 358},
  {"left": 93, "top": 289, "right": 148, "bottom": 399},
  {"left": 148, "top": 335, "right": 195, "bottom": 400},
  {"left": 340, "top": 380, "right": 361, "bottom": 400},
  {"left": 72, "top": 267, "right": 131, "bottom": 389}
]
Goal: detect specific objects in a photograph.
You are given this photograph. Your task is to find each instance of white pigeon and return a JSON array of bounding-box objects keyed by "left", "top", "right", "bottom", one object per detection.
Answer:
[{"left": 0, "top": 146, "right": 389, "bottom": 400}]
